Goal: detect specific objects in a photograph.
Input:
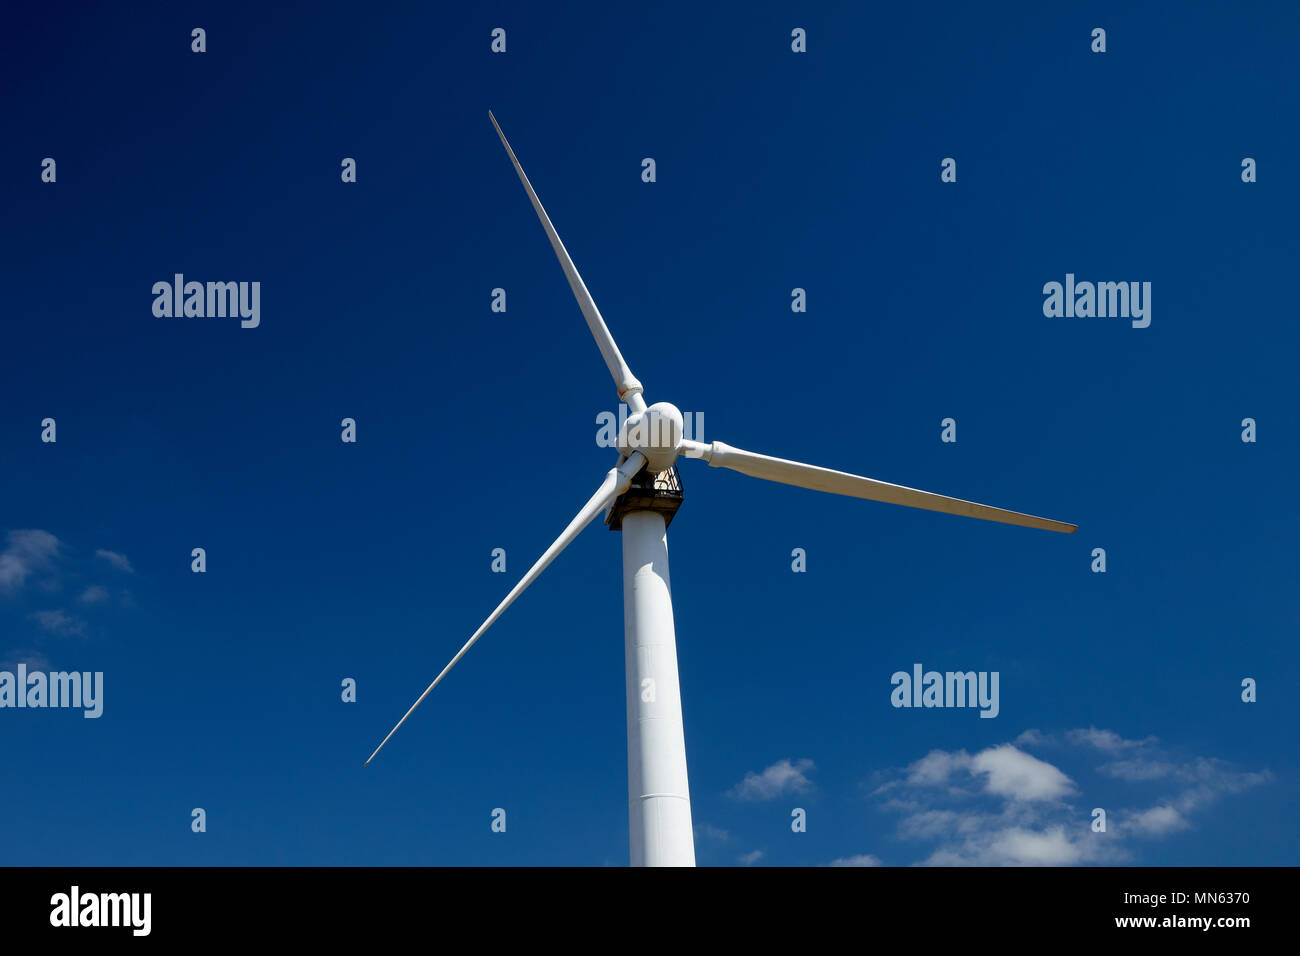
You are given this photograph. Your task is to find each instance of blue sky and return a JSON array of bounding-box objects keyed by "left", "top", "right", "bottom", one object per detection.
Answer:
[{"left": 2, "top": 0, "right": 1296, "bottom": 865}]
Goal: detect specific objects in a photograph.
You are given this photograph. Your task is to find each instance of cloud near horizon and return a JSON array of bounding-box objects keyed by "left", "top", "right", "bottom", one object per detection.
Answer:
[{"left": 874, "top": 729, "right": 1268, "bottom": 866}]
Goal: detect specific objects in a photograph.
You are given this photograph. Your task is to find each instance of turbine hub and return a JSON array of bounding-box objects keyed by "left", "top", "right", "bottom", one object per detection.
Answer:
[{"left": 618, "top": 401, "right": 683, "bottom": 472}]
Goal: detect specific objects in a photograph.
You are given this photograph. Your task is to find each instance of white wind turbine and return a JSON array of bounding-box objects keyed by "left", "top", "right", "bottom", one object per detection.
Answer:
[{"left": 364, "top": 112, "right": 1077, "bottom": 866}]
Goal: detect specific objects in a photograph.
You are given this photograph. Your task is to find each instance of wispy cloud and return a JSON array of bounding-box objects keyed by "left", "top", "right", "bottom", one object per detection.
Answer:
[
  {"left": 829, "top": 853, "right": 881, "bottom": 867},
  {"left": 1108, "top": 756, "right": 1270, "bottom": 839},
  {"left": 1014, "top": 728, "right": 1049, "bottom": 747},
  {"left": 694, "top": 823, "right": 730, "bottom": 842},
  {"left": 1066, "top": 727, "right": 1158, "bottom": 752},
  {"left": 904, "top": 748, "right": 973, "bottom": 788},
  {"left": 0, "top": 530, "right": 61, "bottom": 593},
  {"left": 0, "top": 649, "right": 51, "bottom": 670},
  {"left": 78, "top": 585, "right": 110, "bottom": 605},
  {"left": 738, "top": 850, "right": 764, "bottom": 866},
  {"left": 29, "top": 609, "right": 86, "bottom": 637},
  {"left": 95, "top": 549, "right": 134, "bottom": 574},
  {"left": 728, "top": 758, "right": 816, "bottom": 801}
]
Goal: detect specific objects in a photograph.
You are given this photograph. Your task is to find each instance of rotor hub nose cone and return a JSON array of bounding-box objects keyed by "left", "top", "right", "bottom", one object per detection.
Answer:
[{"left": 618, "top": 401, "right": 683, "bottom": 472}]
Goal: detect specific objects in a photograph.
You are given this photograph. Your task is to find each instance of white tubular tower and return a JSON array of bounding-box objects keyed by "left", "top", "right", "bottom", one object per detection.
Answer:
[{"left": 621, "top": 509, "right": 696, "bottom": 866}]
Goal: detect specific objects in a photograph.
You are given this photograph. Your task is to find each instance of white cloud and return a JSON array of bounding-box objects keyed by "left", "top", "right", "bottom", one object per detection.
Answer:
[
  {"left": 0, "top": 530, "right": 61, "bottom": 592},
  {"left": 987, "top": 827, "right": 1081, "bottom": 865},
  {"left": 738, "top": 850, "right": 764, "bottom": 866},
  {"left": 878, "top": 744, "right": 1094, "bottom": 866},
  {"left": 874, "top": 729, "right": 1269, "bottom": 866},
  {"left": 1122, "top": 805, "right": 1188, "bottom": 838},
  {"left": 899, "top": 745, "right": 1074, "bottom": 802},
  {"left": 925, "top": 825, "right": 1091, "bottom": 867},
  {"left": 95, "top": 549, "right": 134, "bottom": 574},
  {"left": 728, "top": 758, "right": 815, "bottom": 801},
  {"left": 970, "top": 745, "right": 1076, "bottom": 802},
  {"left": 29, "top": 609, "right": 85, "bottom": 636},
  {"left": 829, "top": 854, "right": 881, "bottom": 867}
]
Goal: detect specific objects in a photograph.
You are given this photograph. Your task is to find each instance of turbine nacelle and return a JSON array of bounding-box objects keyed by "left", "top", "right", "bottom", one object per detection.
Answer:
[{"left": 618, "top": 401, "right": 683, "bottom": 472}]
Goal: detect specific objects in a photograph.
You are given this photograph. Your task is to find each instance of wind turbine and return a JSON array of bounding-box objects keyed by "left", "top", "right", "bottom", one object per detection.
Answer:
[{"left": 364, "top": 111, "right": 1077, "bottom": 867}]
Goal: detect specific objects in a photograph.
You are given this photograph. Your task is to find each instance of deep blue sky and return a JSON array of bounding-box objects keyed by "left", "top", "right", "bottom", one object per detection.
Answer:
[{"left": 2, "top": 1, "right": 1296, "bottom": 865}]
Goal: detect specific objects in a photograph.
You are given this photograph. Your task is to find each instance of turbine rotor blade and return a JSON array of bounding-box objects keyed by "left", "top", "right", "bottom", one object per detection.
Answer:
[
  {"left": 488, "top": 110, "right": 646, "bottom": 413},
  {"left": 364, "top": 452, "right": 648, "bottom": 766},
  {"left": 687, "top": 439, "right": 1076, "bottom": 534}
]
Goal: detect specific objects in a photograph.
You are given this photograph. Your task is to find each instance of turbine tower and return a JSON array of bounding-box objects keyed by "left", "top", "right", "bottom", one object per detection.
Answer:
[{"left": 364, "top": 112, "right": 1077, "bottom": 867}]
